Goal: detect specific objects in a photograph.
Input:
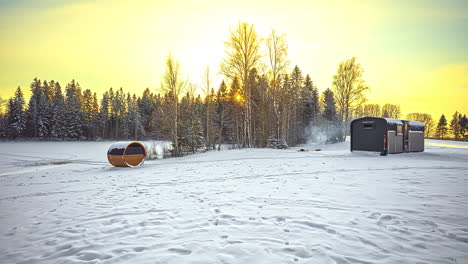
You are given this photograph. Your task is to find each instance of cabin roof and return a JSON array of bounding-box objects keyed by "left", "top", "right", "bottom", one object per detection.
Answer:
[
  {"left": 408, "top": 120, "right": 425, "bottom": 127},
  {"left": 352, "top": 117, "right": 424, "bottom": 127},
  {"left": 382, "top": 118, "right": 404, "bottom": 125}
]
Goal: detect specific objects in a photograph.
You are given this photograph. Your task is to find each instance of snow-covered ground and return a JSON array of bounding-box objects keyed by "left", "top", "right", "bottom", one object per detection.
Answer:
[{"left": 0, "top": 140, "right": 467, "bottom": 264}]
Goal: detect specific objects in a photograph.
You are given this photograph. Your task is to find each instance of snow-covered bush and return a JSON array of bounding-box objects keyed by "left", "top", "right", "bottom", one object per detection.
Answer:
[{"left": 266, "top": 136, "right": 288, "bottom": 149}]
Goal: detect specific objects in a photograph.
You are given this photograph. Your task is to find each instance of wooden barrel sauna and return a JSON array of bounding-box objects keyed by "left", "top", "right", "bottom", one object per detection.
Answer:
[{"left": 107, "top": 142, "right": 146, "bottom": 167}]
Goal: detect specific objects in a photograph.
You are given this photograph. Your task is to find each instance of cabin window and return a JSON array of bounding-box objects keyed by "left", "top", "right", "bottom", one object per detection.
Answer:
[
  {"left": 397, "top": 124, "right": 403, "bottom": 135},
  {"left": 362, "top": 121, "right": 375, "bottom": 129}
]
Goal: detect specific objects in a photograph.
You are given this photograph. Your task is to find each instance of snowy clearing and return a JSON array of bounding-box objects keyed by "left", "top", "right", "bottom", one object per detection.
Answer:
[{"left": 0, "top": 140, "right": 467, "bottom": 264}]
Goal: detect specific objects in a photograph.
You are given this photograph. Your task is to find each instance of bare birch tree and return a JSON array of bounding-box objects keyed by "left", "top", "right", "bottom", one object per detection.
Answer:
[
  {"left": 266, "top": 29, "right": 289, "bottom": 142},
  {"left": 381, "top": 104, "right": 401, "bottom": 119},
  {"left": 332, "top": 57, "right": 369, "bottom": 140},
  {"left": 362, "top": 104, "right": 381, "bottom": 117},
  {"left": 203, "top": 66, "right": 214, "bottom": 150},
  {"left": 221, "top": 21, "right": 262, "bottom": 147},
  {"left": 406, "top": 112, "right": 434, "bottom": 136},
  {"left": 161, "top": 54, "right": 186, "bottom": 156}
]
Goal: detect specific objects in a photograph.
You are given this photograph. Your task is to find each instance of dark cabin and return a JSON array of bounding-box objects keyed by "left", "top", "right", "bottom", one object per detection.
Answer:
[{"left": 350, "top": 117, "right": 424, "bottom": 155}]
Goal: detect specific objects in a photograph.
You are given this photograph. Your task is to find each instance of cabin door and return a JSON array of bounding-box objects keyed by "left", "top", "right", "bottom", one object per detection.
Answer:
[{"left": 403, "top": 122, "right": 409, "bottom": 152}]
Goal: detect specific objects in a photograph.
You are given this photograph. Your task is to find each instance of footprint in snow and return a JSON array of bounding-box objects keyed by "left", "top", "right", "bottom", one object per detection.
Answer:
[
  {"left": 168, "top": 248, "right": 192, "bottom": 255},
  {"left": 368, "top": 212, "right": 381, "bottom": 219},
  {"left": 133, "top": 247, "right": 146, "bottom": 252}
]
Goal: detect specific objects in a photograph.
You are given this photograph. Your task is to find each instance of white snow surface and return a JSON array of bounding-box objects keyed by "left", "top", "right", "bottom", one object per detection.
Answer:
[{"left": 0, "top": 140, "right": 467, "bottom": 264}]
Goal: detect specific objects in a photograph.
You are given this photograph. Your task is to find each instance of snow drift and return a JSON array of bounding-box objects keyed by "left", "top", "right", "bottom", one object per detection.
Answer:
[{"left": 0, "top": 140, "right": 467, "bottom": 263}]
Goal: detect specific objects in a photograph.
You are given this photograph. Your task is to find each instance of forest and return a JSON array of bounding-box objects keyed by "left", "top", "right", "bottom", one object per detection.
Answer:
[{"left": 0, "top": 22, "right": 467, "bottom": 156}]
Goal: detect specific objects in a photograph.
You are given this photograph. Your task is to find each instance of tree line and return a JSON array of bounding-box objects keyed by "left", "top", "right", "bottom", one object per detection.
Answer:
[
  {"left": 0, "top": 22, "right": 466, "bottom": 154},
  {"left": 434, "top": 112, "right": 468, "bottom": 140}
]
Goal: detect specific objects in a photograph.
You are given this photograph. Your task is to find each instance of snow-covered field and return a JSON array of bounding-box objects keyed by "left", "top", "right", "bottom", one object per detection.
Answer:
[{"left": 0, "top": 140, "right": 467, "bottom": 264}]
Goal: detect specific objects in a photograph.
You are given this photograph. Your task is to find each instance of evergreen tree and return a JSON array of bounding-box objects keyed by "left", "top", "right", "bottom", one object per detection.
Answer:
[
  {"left": 121, "top": 93, "right": 132, "bottom": 139},
  {"left": 139, "top": 88, "right": 154, "bottom": 133},
  {"left": 64, "top": 80, "right": 84, "bottom": 139},
  {"left": 27, "top": 78, "right": 48, "bottom": 137},
  {"left": 322, "top": 88, "right": 341, "bottom": 143},
  {"left": 108, "top": 88, "right": 115, "bottom": 138},
  {"left": 91, "top": 92, "right": 100, "bottom": 140},
  {"left": 436, "top": 114, "right": 448, "bottom": 139},
  {"left": 50, "top": 82, "right": 66, "bottom": 139},
  {"left": 44, "top": 80, "right": 56, "bottom": 137},
  {"left": 249, "top": 70, "right": 270, "bottom": 147},
  {"left": 214, "top": 80, "right": 231, "bottom": 150},
  {"left": 130, "top": 94, "right": 145, "bottom": 139},
  {"left": 449, "top": 111, "right": 461, "bottom": 140},
  {"left": 460, "top": 114, "right": 468, "bottom": 139},
  {"left": 82, "top": 89, "right": 95, "bottom": 139},
  {"left": 99, "top": 91, "right": 111, "bottom": 139},
  {"left": 289, "top": 66, "right": 303, "bottom": 144},
  {"left": 179, "top": 92, "right": 203, "bottom": 153},
  {"left": 203, "top": 88, "right": 216, "bottom": 150},
  {"left": 0, "top": 96, "right": 7, "bottom": 137},
  {"left": 228, "top": 77, "right": 243, "bottom": 148},
  {"left": 0, "top": 115, "right": 7, "bottom": 138},
  {"left": 301, "top": 74, "right": 319, "bottom": 136},
  {"left": 8, "top": 87, "right": 27, "bottom": 138},
  {"left": 0, "top": 96, "right": 5, "bottom": 115},
  {"left": 43, "top": 80, "right": 53, "bottom": 101},
  {"left": 111, "top": 88, "right": 126, "bottom": 139},
  {"left": 149, "top": 93, "right": 163, "bottom": 138}
]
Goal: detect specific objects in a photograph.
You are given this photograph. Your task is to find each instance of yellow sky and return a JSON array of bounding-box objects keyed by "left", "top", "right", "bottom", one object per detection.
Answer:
[{"left": 0, "top": 0, "right": 467, "bottom": 119}]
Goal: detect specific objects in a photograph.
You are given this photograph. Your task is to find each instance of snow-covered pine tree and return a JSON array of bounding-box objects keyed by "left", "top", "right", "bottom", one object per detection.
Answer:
[
  {"left": 214, "top": 80, "right": 231, "bottom": 150},
  {"left": 107, "top": 88, "right": 115, "bottom": 138},
  {"left": 111, "top": 88, "right": 126, "bottom": 139},
  {"left": 139, "top": 88, "right": 154, "bottom": 133},
  {"left": 290, "top": 65, "right": 303, "bottom": 145},
  {"left": 302, "top": 74, "right": 313, "bottom": 126},
  {"left": 121, "top": 93, "right": 132, "bottom": 140},
  {"left": 0, "top": 96, "right": 6, "bottom": 138},
  {"left": 301, "top": 74, "right": 319, "bottom": 140},
  {"left": 227, "top": 77, "right": 243, "bottom": 148},
  {"left": 0, "top": 115, "right": 7, "bottom": 138},
  {"left": 64, "top": 80, "right": 84, "bottom": 139},
  {"left": 207, "top": 88, "right": 217, "bottom": 150},
  {"left": 37, "top": 86, "right": 48, "bottom": 137},
  {"left": 27, "top": 78, "right": 48, "bottom": 137},
  {"left": 82, "top": 89, "right": 94, "bottom": 140},
  {"left": 248, "top": 69, "right": 270, "bottom": 147},
  {"left": 44, "top": 80, "right": 56, "bottom": 137},
  {"left": 322, "top": 88, "right": 341, "bottom": 143},
  {"left": 129, "top": 94, "right": 145, "bottom": 139},
  {"left": 43, "top": 80, "right": 53, "bottom": 101},
  {"left": 91, "top": 92, "right": 100, "bottom": 140},
  {"left": 178, "top": 93, "right": 191, "bottom": 153},
  {"left": 8, "top": 87, "right": 27, "bottom": 138},
  {"left": 0, "top": 96, "right": 5, "bottom": 113},
  {"left": 50, "top": 82, "right": 66, "bottom": 139},
  {"left": 99, "top": 91, "right": 110, "bottom": 139},
  {"left": 311, "top": 82, "right": 320, "bottom": 122},
  {"left": 178, "top": 92, "right": 203, "bottom": 154},
  {"left": 192, "top": 94, "right": 204, "bottom": 152}
]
